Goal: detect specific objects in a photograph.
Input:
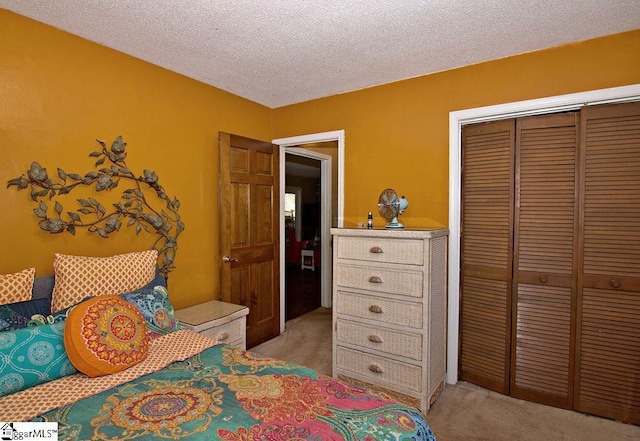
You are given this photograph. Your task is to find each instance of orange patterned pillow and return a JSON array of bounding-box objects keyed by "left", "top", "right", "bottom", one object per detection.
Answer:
[
  {"left": 64, "top": 295, "right": 149, "bottom": 377},
  {"left": 51, "top": 250, "right": 158, "bottom": 313},
  {"left": 0, "top": 267, "right": 35, "bottom": 305}
]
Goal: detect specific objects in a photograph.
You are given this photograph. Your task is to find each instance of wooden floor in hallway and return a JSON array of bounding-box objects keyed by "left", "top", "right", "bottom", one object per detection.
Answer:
[{"left": 285, "top": 263, "right": 321, "bottom": 321}]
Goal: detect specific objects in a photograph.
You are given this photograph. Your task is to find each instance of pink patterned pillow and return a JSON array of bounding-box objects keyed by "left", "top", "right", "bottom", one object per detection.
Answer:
[
  {"left": 51, "top": 250, "right": 158, "bottom": 313},
  {"left": 0, "top": 267, "right": 35, "bottom": 305}
]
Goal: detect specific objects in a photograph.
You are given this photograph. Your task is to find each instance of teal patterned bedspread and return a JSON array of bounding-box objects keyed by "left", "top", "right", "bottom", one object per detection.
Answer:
[{"left": 33, "top": 344, "right": 436, "bottom": 440}]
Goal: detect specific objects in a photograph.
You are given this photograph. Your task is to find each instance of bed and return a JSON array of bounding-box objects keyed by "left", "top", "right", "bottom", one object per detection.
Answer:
[{"left": 0, "top": 253, "right": 437, "bottom": 440}]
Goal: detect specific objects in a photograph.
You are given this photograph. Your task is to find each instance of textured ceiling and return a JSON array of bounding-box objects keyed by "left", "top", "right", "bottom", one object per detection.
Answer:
[{"left": 2, "top": 1, "right": 639, "bottom": 108}]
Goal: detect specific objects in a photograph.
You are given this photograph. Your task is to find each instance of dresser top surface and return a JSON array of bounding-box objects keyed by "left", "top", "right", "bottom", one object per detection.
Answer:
[{"left": 331, "top": 227, "right": 449, "bottom": 239}]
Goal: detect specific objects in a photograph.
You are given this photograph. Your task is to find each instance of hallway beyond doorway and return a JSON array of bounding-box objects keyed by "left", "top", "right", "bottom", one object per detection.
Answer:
[{"left": 285, "top": 264, "right": 321, "bottom": 320}]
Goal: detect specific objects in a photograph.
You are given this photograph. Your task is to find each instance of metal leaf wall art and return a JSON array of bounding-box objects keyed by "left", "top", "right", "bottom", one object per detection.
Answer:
[{"left": 7, "top": 136, "right": 184, "bottom": 277}]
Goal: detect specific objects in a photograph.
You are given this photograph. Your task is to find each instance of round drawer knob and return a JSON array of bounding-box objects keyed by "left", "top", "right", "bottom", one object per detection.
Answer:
[
  {"left": 610, "top": 279, "right": 621, "bottom": 288},
  {"left": 368, "top": 335, "right": 383, "bottom": 343},
  {"left": 217, "top": 332, "right": 229, "bottom": 341},
  {"left": 368, "top": 276, "right": 383, "bottom": 284},
  {"left": 368, "top": 363, "right": 384, "bottom": 374},
  {"left": 369, "top": 246, "right": 383, "bottom": 254},
  {"left": 368, "top": 305, "right": 383, "bottom": 314}
]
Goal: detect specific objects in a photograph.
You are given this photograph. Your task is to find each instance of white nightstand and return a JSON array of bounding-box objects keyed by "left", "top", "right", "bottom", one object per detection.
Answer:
[{"left": 175, "top": 300, "right": 249, "bottom": 350}]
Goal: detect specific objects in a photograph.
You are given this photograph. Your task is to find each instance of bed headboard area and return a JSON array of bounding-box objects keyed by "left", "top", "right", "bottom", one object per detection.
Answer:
[
  {"left": 1, "top": 249, "right": 165, "bottom": 326},
  {"left": 30, "top": 271, "right": 166, "bottom": 303},
  {"left": 32, "top": 275, "right": 55, "bottom": 301},
  {"left": 6, "top": 135, "right": 184, "bottom": 281}
]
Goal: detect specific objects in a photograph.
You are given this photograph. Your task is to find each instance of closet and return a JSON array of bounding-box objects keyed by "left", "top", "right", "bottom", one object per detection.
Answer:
[{"left": 459, "top": 101, "right": 640, "bottom": 423}]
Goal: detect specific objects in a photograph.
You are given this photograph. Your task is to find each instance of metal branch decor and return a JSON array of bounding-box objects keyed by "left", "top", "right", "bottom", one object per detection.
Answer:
[{"left": 7, "top": 136, "right": 184, "bottom": 277}]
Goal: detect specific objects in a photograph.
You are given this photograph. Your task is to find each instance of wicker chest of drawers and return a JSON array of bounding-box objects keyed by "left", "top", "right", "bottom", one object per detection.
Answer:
[{"left": 331, "top": 227, "right": 449, "bottom": 414}]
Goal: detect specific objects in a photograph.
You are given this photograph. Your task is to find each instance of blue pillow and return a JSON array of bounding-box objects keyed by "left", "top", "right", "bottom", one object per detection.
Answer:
[
  {"left": 121, "top": 285, "right": 181, "bottom": 338},
  {"left": 0, "top": 298, "right": 51, "bottom": 332},
  {"left": 0, "top": 321, "right": 77, "bottom": 397},
  {"left": 0, "top": 306, "right": 29, "bottom": 332},
  {"left": 5, "top": 297, "right": 50, "bottom": 318},
  {"left": 27, "top": 296, "right": 94, "bottom": 328},
  {"left": 141, "top": 273, "right": 167, "bottom": 290}
]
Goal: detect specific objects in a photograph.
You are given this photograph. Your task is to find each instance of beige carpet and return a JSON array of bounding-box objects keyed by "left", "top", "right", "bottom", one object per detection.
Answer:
[
  {"left": 252, "top": 307, "right": 333, "bottom": 376},
  {"left": 251, "top": 307, "right": 639, "bottom": 441}
]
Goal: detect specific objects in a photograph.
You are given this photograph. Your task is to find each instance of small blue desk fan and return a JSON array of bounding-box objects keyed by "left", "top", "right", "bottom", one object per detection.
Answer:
[{"left": 377, "top": 188, "right": 409, "bottom": 229}]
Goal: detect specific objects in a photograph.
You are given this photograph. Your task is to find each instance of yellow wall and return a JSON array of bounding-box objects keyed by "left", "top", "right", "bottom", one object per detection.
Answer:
[
  {"left": 272, "top": 29, "right": 640, "bottom": 228},
  {"left": 0, "top": 10, "right": 271, "bottom": 309},
  {"left": 1, "top": 7, "right": 639, "bottom": 309}
]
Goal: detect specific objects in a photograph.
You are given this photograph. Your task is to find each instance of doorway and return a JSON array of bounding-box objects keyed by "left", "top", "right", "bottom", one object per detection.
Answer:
[
  {"left": 284, "top": 155, "right": 322, "bottom": 320},
  {"left": 274, "top": 130, "right": 345, "bottom": 334}
]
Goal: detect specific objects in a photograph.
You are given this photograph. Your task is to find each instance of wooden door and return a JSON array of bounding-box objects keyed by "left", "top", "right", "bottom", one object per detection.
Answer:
[
  {"left": 460, "top": 119, "right": 515, "bottom": 394},
  {"left": 511, "top": 113, "right": 579, "bottom": 408},
  {"left": 575, "top": 102, "right": 640, "bottom": 424},
  {"left": 219, "top": 132, "right": 280, "bottom": 348}
]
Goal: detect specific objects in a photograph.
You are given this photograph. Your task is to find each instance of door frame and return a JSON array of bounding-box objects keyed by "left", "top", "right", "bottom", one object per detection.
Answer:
[
  {"left": 273, "top": 130, "right": 345, "bottom": 333},
  {"left": 447, "top": 84, "right": 640, "bottom": 385}
]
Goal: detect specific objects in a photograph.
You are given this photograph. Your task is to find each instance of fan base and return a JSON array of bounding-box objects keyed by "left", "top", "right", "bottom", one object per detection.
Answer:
[{"left": 385, "top": 217, "right": 404, "bottom": 229}]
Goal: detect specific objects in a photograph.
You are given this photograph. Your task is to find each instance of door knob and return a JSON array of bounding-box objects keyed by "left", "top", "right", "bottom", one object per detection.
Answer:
[{"left": 222, "top": 256, "right": 238, "bottom": 263}]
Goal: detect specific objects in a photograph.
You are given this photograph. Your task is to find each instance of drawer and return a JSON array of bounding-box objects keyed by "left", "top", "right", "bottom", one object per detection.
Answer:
[
  {"left": 186, "top": 317, "right": 244, "bottom": 344},
  {"left": 336, "top": 291, "right": 423, "bottom": 329},
  {"left": 336, "top": 237, "right": 424, "bottom": 265},
  {"left": 335, "top": 263, "right": 423, "bottom": 297},
  {"left": 336, "top": 346, "right": 423, "bottom": 393},
  {"left": 336, "top": 318, "right": 423, "bottom": 361}
]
